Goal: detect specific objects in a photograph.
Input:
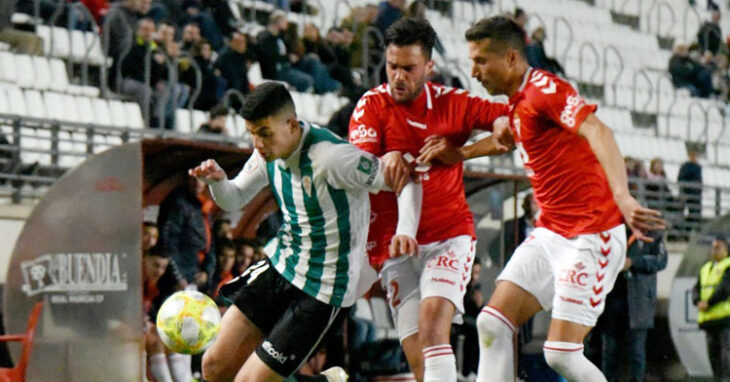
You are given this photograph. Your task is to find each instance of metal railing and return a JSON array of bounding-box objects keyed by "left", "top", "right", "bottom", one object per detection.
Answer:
[
  {"left": 361, "top": 26, "right": 386, "bottom": 88},
  {"left": 632, "top": 68, "right": 653, "bottom": 112},
  {"left": 646, "top": 0, "right": 675, "bottom": 37},
  {"left": 602, "top": 45, "right": 624, "bottom": 107},
  {"left": 331, "top": 0, "right": 353, "bottom": 30},
  {"left": 682, "top": 2, "right": 702, "bottom": 44},
  {"left": 578, "top": 41, "right": 600, "bottom": 85},
  {"left": 686, "top": 101, "right": 707, "bottom": 143},
  {"left": 552, "top": 16, "right": 574, "bottom": 65}
]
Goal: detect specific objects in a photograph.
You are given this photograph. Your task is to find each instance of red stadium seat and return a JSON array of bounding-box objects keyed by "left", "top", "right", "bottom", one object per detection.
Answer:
[{"left": 0, "top": 302, "right": 43, "bottom": 382}]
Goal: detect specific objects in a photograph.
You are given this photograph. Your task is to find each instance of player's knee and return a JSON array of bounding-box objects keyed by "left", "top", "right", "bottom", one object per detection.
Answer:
[
  {"left": 202, "top": 349, "right": 228, "bottom": 382},
  {"left": 543, "top": 346, "right": 577, "bottom": 376},
  {"left": 476, "top": 307, "right": 514, "bottom": 341}
]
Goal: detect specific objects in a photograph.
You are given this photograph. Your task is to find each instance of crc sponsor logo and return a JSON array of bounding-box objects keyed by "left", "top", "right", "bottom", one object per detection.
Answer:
[
  {"left": 21, "top": 253, "right": 128, "bottom": 297},
  {"left": 558, "top": 262, "right": 589, "bottom": 287},
  {"left": 428, "top": 255, "right": 460, "bottom": 272},
  {"left": 350, "top": 124, "right": 378, "bottom": 144},
  {"left": 560, "top": 94, "right": 585, "bottom": 128},
  {"left": 262, "top": 341, "right": 289, "bottom": 364}
]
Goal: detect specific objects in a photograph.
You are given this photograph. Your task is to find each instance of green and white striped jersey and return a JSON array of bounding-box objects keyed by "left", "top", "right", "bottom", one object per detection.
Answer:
[{"left": 210, "top": 122, "right": 388, "bottom": 307}]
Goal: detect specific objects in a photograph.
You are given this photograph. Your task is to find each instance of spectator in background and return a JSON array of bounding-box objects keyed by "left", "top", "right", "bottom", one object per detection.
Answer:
[
  {"left": 119, "top": 18, "right": 166, "bottom": 126},
  {"left": 0, "top": 0, "right": 43, "bottom": 55},
  {"left": 180, "top": 0, "right": 222, "bottom": 50},
  {"left": 181, "top": 22, "right": 202, "bottom": 52},
  {"left": 693, "top": 236, "right": 730, "bottom": 380},
  {"left": 327, "top": 88, "right": 366, "bottom": 138},
  {"left": 197, "top": 104, "right": 229, "bottom": 136},
  {"left": 210, "top": 239, "right": 236, "bottom": 298},
  {"left": 341, "top": 4, "right": 378, "bottom": 69},
  {"left": 143, "top": 222, "right": 160, "bottom": 251},
  {"left": 325, "top": 27, "right": 360, "bottom": 97},
  {"left": 212, "top": 218, "right": 233, "bottom": 242},
  {"left": 513, "top": 7, "right": 527, "bottom": 34},
  {"left": 712, "top": 53, "right": 730, "bottom": 102},
  {"left": 234, "top": 239, "right": 257, "bottom": 275},
  {"left": 158, "top": 175, "right": 216, "bottom": 290},
  {"left": 600, "top": 229, "right": 667, "bottom": 382},
  {"left": 190, "top": 40, "right": 226, "bottom": 110},
  {"left": 375, "top": 0, "right": 405, "bottom": 34},
  {"left": 407, "top": 1, "right": 447, "bottom": 58},
  {"left": 669, "top": 42, "right": 715, "bottom": 98},
  {"left": 106, "top": 0, "right": 147, "bottom": 90},
  {"left": 157, "top": 21, "right": 176, "bottom": 49},
  {"left": 502, "top": 193, "right": 538, "bottom": 263},
  {"left": 678, "top": 147, "right": 703, "bottom": 234},
  {"left": 459, "top": 257, "right": 484, "bottom": 377},
  {"left": 646, "top": 157, "right": 676, "bottom": 213},
  {"left": 215, "top": 32, "right": 255, "bottom": 96},
  {"left": 526, "top": 27, "right": 565, "bottom": 77},
  {"left": 697, "top": 9, "right": 723, "bottom": 55}
]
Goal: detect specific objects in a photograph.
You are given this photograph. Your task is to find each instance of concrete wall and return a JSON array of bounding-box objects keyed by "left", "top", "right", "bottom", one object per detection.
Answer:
[{"left": 0, "top": 205, "right": 31, "bottom": 284}]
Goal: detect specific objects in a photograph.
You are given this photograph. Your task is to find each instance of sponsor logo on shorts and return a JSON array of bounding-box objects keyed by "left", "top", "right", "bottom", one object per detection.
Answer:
[
  {"left": 558, "top": 261, "right": 589, "bottom": 287},
  {"left": 559, "top": 295, "right": 583, "bottom": 305},
  {"left": 431, "top": 277, "right": 456, "bottom": 286},
  {"left": 262, "top": 341, "right": 288, "bottom": 364},
  {"left": 430, "top": 256, "right": 460, "bottom": 272}
]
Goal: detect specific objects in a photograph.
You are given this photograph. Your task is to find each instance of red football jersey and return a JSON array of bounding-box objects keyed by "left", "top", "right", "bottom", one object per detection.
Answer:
[
  {"left": 509, "top": 69, "right": 623, "bottom": 237},
  {"left": 349, "top": 82, "right": 508, "bottom": 266}
]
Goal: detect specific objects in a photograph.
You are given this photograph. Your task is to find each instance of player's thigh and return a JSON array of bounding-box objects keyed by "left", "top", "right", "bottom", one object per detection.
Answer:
[
  {"left": 254, "top": 288, "right": 349, "bottom": 378},
  {"left": 549, "top": 224, "right": 626, "bottom": 329},
  {"left": 419, "top": 235, "right": 475, "bottom": 317},
  {"left": 203, "top": 305, "right": 264, "bottom": 378},
  {"left": 235, "top": 352, "right": 285, "bottom": 382},
  {"left": 381, "top": 255, "right": 422, "bottom": 341},
  {"left": 492, "top": 230, "right": 552, "bottom": 326}
]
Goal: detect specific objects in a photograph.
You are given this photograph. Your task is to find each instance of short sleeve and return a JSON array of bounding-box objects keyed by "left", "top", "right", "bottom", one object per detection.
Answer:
[
  {"left": 348, "top": 92, "right": 384, "bottom": 155},
  {"left": 464, "top": 94, "right": 509, "bottom": 132},
  {"left": 529, "top": 73, "right": 597, "bottom": 134}
]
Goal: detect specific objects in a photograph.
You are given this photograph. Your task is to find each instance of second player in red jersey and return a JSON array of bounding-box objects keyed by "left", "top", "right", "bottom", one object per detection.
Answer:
[{"left": 350, "top": 81, "right": 507, "bottom": 266}]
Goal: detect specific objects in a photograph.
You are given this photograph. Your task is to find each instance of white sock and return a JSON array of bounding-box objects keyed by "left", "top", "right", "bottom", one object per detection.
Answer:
[
  {"left": 476, "top": 306, "right": 517, "bottom": 382},
  {"left": 149, "top": 353, "right": 174, "bottom": 382},
  {"left": 167, "top": 353, "right": 193, "bottom": 382},
  {"left": 543, "top": 341, "right": 606, "bottom": 382},
  {"left": 422, "top": 344, "right": 456, "bottom": 382}
]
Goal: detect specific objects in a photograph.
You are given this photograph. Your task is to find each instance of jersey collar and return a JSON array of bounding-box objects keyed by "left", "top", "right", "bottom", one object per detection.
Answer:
[
  {"left": 386, "top": 83, "right": 433, "bottom": 110},
  {"left": 509, "top": 67, "right": 533, "bottom": 104}
]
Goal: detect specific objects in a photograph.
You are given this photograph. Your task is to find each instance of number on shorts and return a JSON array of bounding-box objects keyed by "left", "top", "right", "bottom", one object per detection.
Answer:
[{"left": 389, "top": 280, "right": 401, "bottom": 308}]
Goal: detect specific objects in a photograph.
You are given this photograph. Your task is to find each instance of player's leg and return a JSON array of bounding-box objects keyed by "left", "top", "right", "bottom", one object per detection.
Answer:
[
  {"left": 418, "top": 236, "right": 476, "bottom": 382},
  {"left": 146, "top": 324, "right": 174, "bottom": 382},
  {"left": 236, "top": 281, "right": 349, "bottom": 382},
  {"left": 381, "top": 256, "right": 424, "bottom": 381},
  {"left": 202, "top": 305, "right": 264, "bottom": 381},
  {"left": 477, "top": 230, "right": 553, "bottom": 382},
  {"left": 167, "top": 353, "right": 193, "bottom": 382},
  {"left": 543, "top": 224, "right": 626, "bottom": 382},
  {"left": 203, "top": 260, "right": 284, "bottom": 382}
]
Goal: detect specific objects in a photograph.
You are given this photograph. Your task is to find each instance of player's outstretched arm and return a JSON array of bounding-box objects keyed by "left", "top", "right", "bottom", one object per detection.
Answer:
[
  {"left": 390, "top": 180, "right": 422, "bottom": 257},
  {"left": 578, "top": 114, "right": 666, "bottom": 241},
  {"left": 189, "top": 156, "right": 269, "bottom": 211},
  {"left": 417, "top": 116, "right": 514, "bottom": 165}
]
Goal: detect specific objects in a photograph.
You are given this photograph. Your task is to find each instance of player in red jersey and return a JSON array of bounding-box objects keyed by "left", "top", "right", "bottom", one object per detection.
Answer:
[
  {"left": 450, "top": 17, "right": 666, "bottom": 381},
  {"left": 349, "top": 18, "right": 509, "bottom": 382}
]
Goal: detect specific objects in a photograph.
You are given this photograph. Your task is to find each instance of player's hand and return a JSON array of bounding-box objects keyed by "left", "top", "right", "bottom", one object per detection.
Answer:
[
  {"left": 417, "top": 135, "right": 464, "bottom": 165},
  {"left": 194, "top": 271, "right": 209, "bottom": 286},
  {"left": 697, "top": 300, "right": 709, "bottom": 312},
  {"left": 382, "top": 151, "right": 412, "bottom": 196},
  {"left": 492, "top": 116, "right": 515, "bottom": 151},
  {"left": 492, "top": 116, "right": 515, "bottom": 149},
  {"left": 616, "top": 195, "right": 665, "bottom": 242},
  {"left": 189, "top": 159, "right": 226, "bottom": 184},
  {"left": 390, "top": 235, "right": 418, "bottom": 257}
]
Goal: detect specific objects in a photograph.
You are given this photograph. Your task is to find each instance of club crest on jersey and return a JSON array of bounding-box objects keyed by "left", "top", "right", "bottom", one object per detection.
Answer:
[
  {"left": 357, "top": 156, "right": 374, "bottom": 175},
  {"left": 302, "top": 175, "right": 312, "bottom": 197}
]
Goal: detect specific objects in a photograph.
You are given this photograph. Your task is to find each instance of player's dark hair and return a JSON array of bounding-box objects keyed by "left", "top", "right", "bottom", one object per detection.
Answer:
[
  {"left": 465, "top": 16, "right": 527, "bottom": 58},
  {"left": 240, "top": 82, "right": 295, "bottom": 121},
  {"left": 143, "top": 221, "right": 157, "bottom": 229},
  {"left": 384, "top": 18, "right": 437, "bottom": 59}
]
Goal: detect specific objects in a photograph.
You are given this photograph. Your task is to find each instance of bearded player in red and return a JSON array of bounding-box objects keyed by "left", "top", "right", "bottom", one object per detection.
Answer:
[
  {"left": 427, "top": 16, "right": 666, "bottom": 381},
  {"left": 349, "top": 18, "right": 509, "bottom": 382}
]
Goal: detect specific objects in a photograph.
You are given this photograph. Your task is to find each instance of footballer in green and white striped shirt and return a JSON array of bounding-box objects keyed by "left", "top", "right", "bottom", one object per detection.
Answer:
[{"left": 190, "top": 82, "right": 421, "bottom": 381}]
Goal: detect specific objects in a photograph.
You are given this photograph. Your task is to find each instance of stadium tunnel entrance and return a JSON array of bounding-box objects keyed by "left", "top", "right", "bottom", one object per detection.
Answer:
[{"left": 2, "top": 139, "right": 259, "bottom": 381}]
